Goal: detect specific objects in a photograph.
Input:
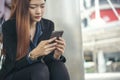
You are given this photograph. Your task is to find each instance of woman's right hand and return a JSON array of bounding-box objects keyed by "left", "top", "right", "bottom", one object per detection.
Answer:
[{"left": 30, "top": 37, "right": 57, "bottom": 59}]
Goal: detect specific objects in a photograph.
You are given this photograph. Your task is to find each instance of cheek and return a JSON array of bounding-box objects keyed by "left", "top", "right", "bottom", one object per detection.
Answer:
[
  {"left": 41, "top": 9, "right": 45, "bottom": 15},
  {"left": 29, "top": 11, "right": 34, "bottom": 20},
  {"left": 29, "top": 10, "right": 35, "bottom": 16}
]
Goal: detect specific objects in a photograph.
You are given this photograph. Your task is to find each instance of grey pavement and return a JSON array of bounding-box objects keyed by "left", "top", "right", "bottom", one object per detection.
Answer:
[{"left": 85, "top": 73, "right": 120, "bottom": 80}]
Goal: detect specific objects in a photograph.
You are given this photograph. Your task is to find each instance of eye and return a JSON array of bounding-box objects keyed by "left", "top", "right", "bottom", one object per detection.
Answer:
[
  {"left": 40, "top": 5, "right": 45, "bottom": 8},
  {"left": 29, "top": 6, "right": 36, "bottom": 9}
]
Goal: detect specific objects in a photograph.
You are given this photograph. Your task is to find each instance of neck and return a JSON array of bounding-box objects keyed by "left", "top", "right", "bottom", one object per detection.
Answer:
[{"left": 30, "top": 22, "right": 37, "bottom": 28}]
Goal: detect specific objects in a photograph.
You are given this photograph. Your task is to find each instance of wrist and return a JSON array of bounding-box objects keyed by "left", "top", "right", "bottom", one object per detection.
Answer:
[
  {"left": 28, "top": 52, "right": 38, "bottom": 60},
  {"left": 54, "top": 53, "right": 61, "bottom": 60}
]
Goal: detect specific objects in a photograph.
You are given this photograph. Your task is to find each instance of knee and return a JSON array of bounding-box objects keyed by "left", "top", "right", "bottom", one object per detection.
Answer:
[{"left": 30, "top": 63, "right": 49, "bottom": 80}]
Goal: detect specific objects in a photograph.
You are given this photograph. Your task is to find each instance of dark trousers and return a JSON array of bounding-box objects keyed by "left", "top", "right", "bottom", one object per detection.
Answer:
[
  {"left": 49, "top": 61, "right": 70, "bottom": 80},
  {"left": 5, "top": 62, "right": 49, "bottom": 80},
  {"left": 5, "top": 61, "right": 70, "bottom": 80}
]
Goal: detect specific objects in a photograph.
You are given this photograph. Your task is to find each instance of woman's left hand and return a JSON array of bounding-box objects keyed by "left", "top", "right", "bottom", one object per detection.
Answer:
[{"left": 54, "top": 37, "right": 66, "bottom": 59}]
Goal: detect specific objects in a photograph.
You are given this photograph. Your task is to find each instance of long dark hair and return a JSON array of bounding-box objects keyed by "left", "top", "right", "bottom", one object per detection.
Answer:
[{"left": 10, "top": 0, "right": 30, "bottom": 60}]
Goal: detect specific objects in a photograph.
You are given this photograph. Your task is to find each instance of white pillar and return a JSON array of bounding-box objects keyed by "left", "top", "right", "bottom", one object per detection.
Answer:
[
  {"left": 98, "top": 51, "right": 106, "bottom": 73},
  {"left": 44, "top": 0, "right": 84, "bottom": 80}
]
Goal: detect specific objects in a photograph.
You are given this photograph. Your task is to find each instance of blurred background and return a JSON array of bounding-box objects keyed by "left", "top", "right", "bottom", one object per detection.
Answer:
[
  {"left": 81, "top": 0, "right": 120, "bottom": 80},
  {"left": 1, "top": 0, "right": 120, "bottom": 80}
]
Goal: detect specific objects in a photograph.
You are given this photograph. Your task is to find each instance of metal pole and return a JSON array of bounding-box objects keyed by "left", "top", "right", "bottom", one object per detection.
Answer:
[
  {"left": 95, "top": 0, "right": 101, "bottom": 19},
  {"left": 107, "top": 0, "right": 120, "bottom": 20}
]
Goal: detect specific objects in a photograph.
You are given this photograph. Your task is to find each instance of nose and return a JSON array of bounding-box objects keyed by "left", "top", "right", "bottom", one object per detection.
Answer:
[{"left": 36, "top": 7, "right": 42, "bottom": 14}]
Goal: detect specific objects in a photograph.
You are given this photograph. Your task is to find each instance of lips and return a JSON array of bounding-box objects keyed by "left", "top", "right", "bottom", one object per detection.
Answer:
[{"left": 35, "top": 16, "right": 41, "bottom": 19}]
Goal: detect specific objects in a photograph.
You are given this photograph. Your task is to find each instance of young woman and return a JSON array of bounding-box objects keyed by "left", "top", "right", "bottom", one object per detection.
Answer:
[{"left": 0, "top": 0, "right": 70, "bottom": 80}]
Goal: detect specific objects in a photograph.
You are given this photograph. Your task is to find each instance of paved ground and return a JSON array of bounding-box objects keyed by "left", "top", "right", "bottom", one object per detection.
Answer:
[{"left": 85, "top": 73, "right": 120, "bottom": 80}]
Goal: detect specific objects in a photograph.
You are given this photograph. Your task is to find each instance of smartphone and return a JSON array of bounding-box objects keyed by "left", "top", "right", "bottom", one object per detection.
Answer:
[{"left": 50, "top": 30, "right": 64, "bottom": 39}]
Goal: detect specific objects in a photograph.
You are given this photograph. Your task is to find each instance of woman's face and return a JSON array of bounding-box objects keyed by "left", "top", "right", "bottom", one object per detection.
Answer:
[{"left": 29, "top": 0, "right": 45, "bottom": 22}]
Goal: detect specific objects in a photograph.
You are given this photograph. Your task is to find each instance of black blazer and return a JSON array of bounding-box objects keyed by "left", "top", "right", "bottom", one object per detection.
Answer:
[{"left": 0, "top": 18, "right": 65, "bottom": 80}]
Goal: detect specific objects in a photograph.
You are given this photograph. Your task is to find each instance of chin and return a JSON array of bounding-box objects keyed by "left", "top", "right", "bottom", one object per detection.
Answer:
[{"left": 35, "top": 18, "right": 42, "bottom": 22}]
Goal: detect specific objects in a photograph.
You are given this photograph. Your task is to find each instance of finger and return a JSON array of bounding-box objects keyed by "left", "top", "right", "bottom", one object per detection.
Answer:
[
  {"left": 55, "top": 39, "right": 66, "bottom": 46},
  {"left": 58, "top": 37, "right": 63, "bottom": 40},
  {"left": 46, "top": 47, "right": 56, "bottom": 52},
  {"left": 55, "top": 40, "right": 64, "bottom": 45},
  {"left": 58, "top": 37, "right": 66, "bottom": 43},
  {"left": 39, "top": 40, "right": 48, "bottom": 45},
  {"left": 44, "top": 43, "right": 57, "bottom": 49},
  {"left": 56, "top": 44, "right": 65, "bottom": 50},
  {"left": 56, "top": 47, "right": 64, "bottom": 54},
  {"left": 44, "top": 47, "right": 56, "bottom": 55},
  {"left": 48, "top": 37, "right": 57, "bottom": 43},
  {"left": 56, "top": 37, "right": 65, "bottom": 42}
]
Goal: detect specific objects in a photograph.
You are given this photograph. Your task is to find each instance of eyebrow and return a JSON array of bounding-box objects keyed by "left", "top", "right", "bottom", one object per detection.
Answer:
[{"left": 29, "top": 3, "right": 45, "bottom": 6}]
